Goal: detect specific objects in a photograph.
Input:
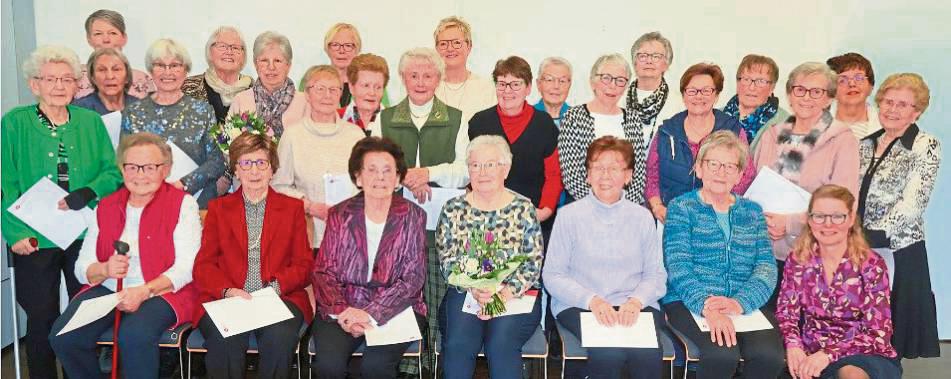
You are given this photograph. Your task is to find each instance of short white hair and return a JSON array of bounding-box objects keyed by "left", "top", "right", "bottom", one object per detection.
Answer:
[
  {"left": 537, "top": 56, "right": 573, "bottom": 78},
  {"left": 145, "top": 38, "right": 192, "bottom": 73},
  {"left": 466, "top": 135, "right": 513, "bottom": 165},
  {"left": 205, "top": 26, "right": 248, "bottom": 70},
  {"left": 252, "top": 31, "right": 293, "bottom": 63},
  {"left": 398, "top": 47, "right": 445, "bottom": 79},
  {"left": 23, "top": 45, "right": 81, "bottom": 80},
  {"left": 589, "top": 53, "right": 632, "bottom": 82}
]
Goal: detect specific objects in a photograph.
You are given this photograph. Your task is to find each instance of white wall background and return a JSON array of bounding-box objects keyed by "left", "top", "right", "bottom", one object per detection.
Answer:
[{"left": 31, "top": 0, "right": 951, "bottom": 336}]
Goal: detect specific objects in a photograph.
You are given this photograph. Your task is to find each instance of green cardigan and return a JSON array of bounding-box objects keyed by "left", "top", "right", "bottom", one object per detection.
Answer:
[{"left": 1, "top": 104, "right": 122, "bottom": 248}]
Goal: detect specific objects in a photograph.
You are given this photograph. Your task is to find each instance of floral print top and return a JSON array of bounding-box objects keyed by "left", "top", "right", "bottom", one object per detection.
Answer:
[
  {"left": 776, "top": 248, "right": 897, "bottom": 362},
  {"left": 436, "top": 191, "right": 543, "bottom": 294}
]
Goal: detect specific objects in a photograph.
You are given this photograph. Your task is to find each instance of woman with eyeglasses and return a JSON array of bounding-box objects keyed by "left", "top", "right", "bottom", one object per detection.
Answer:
[
  {"left": 752, "top": 62, "right": 860, "bottom": 310},
  {"left": 645, "top": 63, "right": 753, "bottom": 223},
  {"left": 122, "top": 38, "right": 225, "bottom": 209},
  {"left": 432, "top": 16, "right": 497, "bottom": 124},
  {"left": 272, "top": 65, "right": 366, "bottom": 252},
  {"left": 559, "top": 53, "right": 646, "bottom": 206},
  {"left": 321, "top": 23, "right": 391, "bottom": 109},
  {"left": 182, "top": 26, "right": 253, "bottom": 123},
  {"left": 858, "top": 73, "right": 939, "bottom": 359},
  {"left": 193, "top": 132, "right": 312, "bottom": 378},
  {"left": 777, "top": 184, "right": 901, "bottom": 379},
  {"left": 625, "top": 31, "right": 681, "bottom": 150},
  {"left": 827, "top": 52, "right": 882, "bottom": 140},
  {"left": 722, "top": 54, "right": 791, "bottom": 150}
]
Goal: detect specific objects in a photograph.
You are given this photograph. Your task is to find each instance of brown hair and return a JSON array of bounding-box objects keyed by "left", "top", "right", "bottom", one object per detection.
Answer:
[
  {"left": 348, "top": 137, "right": 408, "bottom": 187},
  {"left": 228, "top": 132, "right": 279, "bottom": 173},
  {"left": 347, "top": 53, "right": 390, "bottom": 88},
  {"left": 874, "top": 73, "right": 930, "bottom": 116},
  {"left": 492, "top": 56, "right": 532, "bottom": 84},
  {"left": 87, "top": 48, "right": 132, "bottom": 92},
  {"left": 791, "top": 184, "right": 870, "bottom": 267},
  {"left": 826, "top": 52, "right": 875, "bottom": 86},
  {"left": 736, "top": 54, "right": 779, "bottom": 84},
  {"left": 586, "top": 136, "right": 636, "bottom": 170},
  {"left": 680, "top": 62, "right": 724, "bottom": 94}
]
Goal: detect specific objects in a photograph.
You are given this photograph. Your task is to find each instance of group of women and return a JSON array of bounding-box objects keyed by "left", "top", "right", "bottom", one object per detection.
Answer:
[{"left": 1, "top": 8, "right": 941, "bottom": 379}]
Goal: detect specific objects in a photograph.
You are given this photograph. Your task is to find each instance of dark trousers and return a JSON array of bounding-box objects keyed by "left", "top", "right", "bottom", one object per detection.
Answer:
[
  {"left": 49, "top": 285, "right": 176, "bottom": 379},
  {"left": 198, "top": 300, "right": 303, "bottom": 379},
  {"left": 664, "top": 301, "right": 784, "bottom": 379},
  {"left": 11, "top": 240, "right": 82, "bottom": 379},
  {"left": 765, "top": 259, "right": 785, "bottom": 313},
  {"left": 557, "top": 307, "right": 664, "bottom": 379},
  {"left": 310, "top": 313, "right": 424, "bottom": 379},
  {"left": 438, "top": 289, "right": 541, "bottom": 379}
]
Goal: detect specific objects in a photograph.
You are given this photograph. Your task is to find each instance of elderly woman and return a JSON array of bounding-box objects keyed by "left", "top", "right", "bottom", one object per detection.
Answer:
[
  {"left": 544, "top": 136, "right": 667, "bottom": 378},
  {"left": 122, "top": 38, "right": 225, "bottom": 209},
  {"left": 1, "top": 45, "right": 122, "bottom": 378},
  {"left": 722, "top": 54, "right": 791, "bottom": 149},
  {"left": 73, "top": 48, "right": 138, "bottom": 114},
  {"left": 437, "top": 135, "right": 543, "bottom": 378},
  {"left": 193, "top": 132, "right": 312, "bottom": 378},
  {"left": 645, "top": 62, "right": 754, "bottom": 223},
  {"left": 338, "top": 53, "right": 389, "bottom": 135},
  {"left": 311, "top": 137, "right": 427, "bottom": 378},
  {"left": 828, "top": 53, "right": 881, "bottom": 139},
  {"left": 858, "top": 73, "right": 940, "bottom": 359},
  {"left": 559, "top": 53, "right": 645, "bottom": 206},
  {"left": 432, "top": 16, "right": 497, "bottom": 123},
  {"left": 777, "top": 185, "right": 900, "bottom": 379},
  {"left": 230, "top": 31, "right": 308, "bottom": 137},
  {"left": 469, "top": 56, "right": 561, "bottom": 224},
  {"left": 625, "top": 32, "right": 681, "bottom": 148},
  {"left": 182, "top": 26, "right": 253, "bottom": 123},
  {"left": 534, "top": 57, "right": 573, "bottom": 128},
  {"left": 753, "top": 62, "right": 860, "bottom": 309},
  {"left": 49, "top": 132, "right": 200, "bottom": 378},
  {"left": 662, "top": 130, "right": 784, "bottom": 378},
  {"left": 76, "top": 9, "right": 154, "bottom": 99},
  {"left": 272, "top": 65, "right": 366, "bottom": 250}
]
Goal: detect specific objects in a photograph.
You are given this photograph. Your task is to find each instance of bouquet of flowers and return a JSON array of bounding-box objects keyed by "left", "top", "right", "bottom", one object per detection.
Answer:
[
  {"left": 209, "top": 111, "right": 277, "bottom": 156},
  {"left": 447, "top": 230, "right": 527, "bottom": 317}
]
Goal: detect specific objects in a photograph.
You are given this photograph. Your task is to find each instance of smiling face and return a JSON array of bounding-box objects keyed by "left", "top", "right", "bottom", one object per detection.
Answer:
[
  {"left": 401, "top": 59, "right": 440, "bottom": 105},
  {"left": 586, "top": 150, "right": 632, "bottom": 203},
  {"left": 209, "top": 29, "right": 245, "bottom": 74},
  {"left": 326, "top": 29, "right": 359, "bottom": 72},
  {"left": 834, "top": 68, "right": 872, "bottom": 107},
  {"left": 435, "top": 27, "right": 471, "bottom": 69},
  {"left": 591, "top": 62, "right": 628, "bottom": 104},
  {"left": 877, "top": 87, "right": 922, "bottom": 132},
  {"left": 633, "top": 40, "right": 669, "bottom": 81},
  {"left": 495, "top": 74, "right": 530, "bottom": 114},
  {"left": 235, "top": 149, "right": 273, "bottom": 195},
  {"left": 254, "top": 44, "right": 291, "bottom": 91},
  {"left": 788, "top": 73, "right": 833, "bottom": 120},
  {"left": 736, "top": 65, "right": 776, "bottom": 110},
  {"left": 86, "top": 19, "right": 127, "bottom": 50},
  {"left": 536, "top": 63, "right": 571, "bottom": 106},
  {"left": 150, "top": 56, "right": 186, "bottom": 93},
  {"left": 351, "top": 70, "right": 385, "bottom": 112},
  {"left": 122, "top": 144, "right": 170, "bottom": 198},
  {"left": 356, "top": 151, "right": 399, "bottom": 201},
  {"left": 683, "top": 74, "right": 719, "bottom": 116},
  {"left": 695, "top": 146, "right": 741, "bottom": 196},
  {"left": 30, "top": 62, "right": 79, "bottom": 107},
  {"left": 808, "top": 197, "right": 854, "bottom": 247},
  {"left": 305, "top": 73, "right": 343, "bottom": 117},
  {"left": 467, "top": 145, "right": 511, "bottom": 195},
  {"left": 91, "top": 54, "right": 128, "bottom": 97}
]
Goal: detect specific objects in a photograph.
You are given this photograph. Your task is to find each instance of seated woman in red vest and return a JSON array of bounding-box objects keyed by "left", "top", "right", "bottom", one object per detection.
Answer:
[
  {"left": 50, "top": 132, "right": 201, "bottom": 378},
  {"left": 192, "top": 131, "right": 313, "bottom": 378}
]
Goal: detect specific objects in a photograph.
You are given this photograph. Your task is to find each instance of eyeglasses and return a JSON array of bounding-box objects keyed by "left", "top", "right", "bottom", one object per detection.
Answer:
[
  {"left": 307, "top": 84, "right": 343, "bottom": 94},
  {"left": 703, "top": 159, "right": 740, "bottom": 174},
  {"left": 836, "top": 74, "right": 868, "bottom": 85},
  {"left": 880, "top": 98, "right": 916, "bottom": 112},
  {"left": 122, "top": 163, "right": 165, "bottom": 174},
  {"left": 328, "top": 42, "right": 357, "bottom": 52},
  {"left": 808, "top": 212, "right": 848, "bottom": 225},
  {"left": 635, "top": 52, "right": 666, "bottom": 63},
  {"left": 153, "top": 63, "right": 185, "bottom": 72},
  {"left": 212, "top": 42, "right": 244, "bottom": 53},
  {"left": 436, "top": 39, "right": 466, "bottom": 51},
  {"left": 495, "top": 80, "right": 525, "bottom": 92},
  {"left": 596, "top": 73, "right": 629, "bottom": 87},
  {"left": 791, "top": 85, "right": 828, "bottom": 99},
  {"left": 737, "top": 76, "right": 772, "bottom": 88},
  {"left": 589, "top": 165, "right": 626, "bottom": 176},
  {"left": 467, "top": 161, "right": 508, "bottom": 172},
  {"left": 685, "top": 87, "right": 716, "bottom": 97},
  {"left": 34, "top": 76, "right": 77, "bottom": 86},
  {"left": 236, "top": 159, "right": 270, "bottom": 171},
  {"left": 540, "top": 75, "right": 571, "bottom": 87}
]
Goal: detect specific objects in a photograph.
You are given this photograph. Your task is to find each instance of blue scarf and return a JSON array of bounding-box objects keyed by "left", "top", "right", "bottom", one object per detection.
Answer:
[{"left": 723, "top": 95, "right": 779, "bottom": 142}]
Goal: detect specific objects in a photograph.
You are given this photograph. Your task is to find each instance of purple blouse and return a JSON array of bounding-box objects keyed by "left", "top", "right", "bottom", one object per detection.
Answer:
[{"left": 776, "top": 248, "right": 897, "bottom": 362}]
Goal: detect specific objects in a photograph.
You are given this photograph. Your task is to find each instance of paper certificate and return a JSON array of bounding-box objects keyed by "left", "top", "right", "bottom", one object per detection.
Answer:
[
  {"left": 7, "top": 177, "right": 94, "bottom": 249},
  {"left": 692, "top": 309, "right": 773, "bottom": 333},
  {"left": 323, "top": 173, "right": 358, "bottom": 206},
  {"left": 462, "top": 293, "right": 537, "bottom": 317},
  {"left": 57, "top": 293, "right": 120, "bottom": 336},
  {"left": 166, "top": 141, "right": 199, "bottom": 183},
  {"left": 101, "top": 111, "right": 122, "bottom": 148},
  {"left": 402, "top": 187, "right": 465, "bottom": 230},
  {"left": 744, "top": 167, "right": 811, "bottom": 214},
  {"left": 364, "top": 307, "right": 422, "bottom": 346},
  {"left": 202, "top": 287, "right": 294, "bottom": 338},
  {"left": 580, "top": 311, "right": 658, "bottom": 348}
]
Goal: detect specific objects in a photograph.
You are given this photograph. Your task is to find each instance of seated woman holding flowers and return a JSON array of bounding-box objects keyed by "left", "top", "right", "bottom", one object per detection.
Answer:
[{"left": 436, "top": 135, "right": 544, "bottom": 379}]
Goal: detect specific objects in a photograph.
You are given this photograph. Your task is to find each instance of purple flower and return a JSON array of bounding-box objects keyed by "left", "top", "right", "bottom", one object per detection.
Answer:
[
  {"left": 216, "top": 133, "right": 228, "bottom": 144},
  {"left": 485, "top": 231, "right": 494, "bottom": 243},
  {"left": 481, "top": 258, "right": 494, "bottom": 273},
  {"left": 465, "top": 240, "right": 471, "bottom": 251}
]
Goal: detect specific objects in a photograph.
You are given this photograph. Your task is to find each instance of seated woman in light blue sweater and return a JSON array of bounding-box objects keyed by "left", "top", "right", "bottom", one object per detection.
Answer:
[
  {"left": 544, "top": 136, "right": 667, "bottom": 379},
  {"left": 661, "top": 130, "right": 784, "bottom": 378}
]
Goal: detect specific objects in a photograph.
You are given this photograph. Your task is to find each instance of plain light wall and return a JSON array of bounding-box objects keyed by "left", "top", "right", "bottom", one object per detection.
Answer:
[{"left": 27, "top": 0, "right": 951, "bottom": 336}]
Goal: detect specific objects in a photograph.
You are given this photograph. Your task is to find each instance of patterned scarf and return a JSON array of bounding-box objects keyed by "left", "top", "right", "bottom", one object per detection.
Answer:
[
  {"left": 625, "top": 77, "right": 669, "bottom": 127},
  {"left": 204, "top": 68, "right": 252, "bottom": 106},
  {"left": 772, "top": 111, "right": 834, "bottom": 185},
  {"left": 723, "top": 94, "right": 779, "bottom": 142},
  {"left": 252, "top": 78, "right": 296, "bottom": 136}
]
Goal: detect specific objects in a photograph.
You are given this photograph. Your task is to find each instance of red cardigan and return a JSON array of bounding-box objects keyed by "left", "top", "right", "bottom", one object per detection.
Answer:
[{"left": 193, "top": 187, "right": 314, "bottom": 323}]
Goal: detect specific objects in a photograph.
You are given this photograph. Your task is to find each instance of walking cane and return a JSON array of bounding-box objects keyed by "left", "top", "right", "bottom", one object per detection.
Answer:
[
  {"left": 5, "top": 237, "right": 35, "bottom": 379},
  {"left": 110, "top": 241, "right": 130, "bottom": 379}
]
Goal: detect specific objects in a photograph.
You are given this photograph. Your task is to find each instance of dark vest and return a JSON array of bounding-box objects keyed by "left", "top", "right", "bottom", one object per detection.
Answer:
[{"left": 380, "top": 97, "right": 463, "bottom": 175}]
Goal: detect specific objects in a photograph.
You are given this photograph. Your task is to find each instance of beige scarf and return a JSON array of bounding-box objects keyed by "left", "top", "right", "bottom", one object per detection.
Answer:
[{"left": 204, "top": 68, "right": 252, "bottom": 106}]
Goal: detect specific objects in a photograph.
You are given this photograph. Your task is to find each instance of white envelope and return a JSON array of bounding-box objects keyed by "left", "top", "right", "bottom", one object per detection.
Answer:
[
  {"left": 202, "top": 287, "right": 294, "bottom": 338},
  {"left": 580, "top": 311, "right": 658, "bottom": 348},
  {"left": 364, "top": 307, "right": 422, "bottom": 346},
  {"left": 56, "top": 293, "right": 120, "bottom": 336},
  {"left": 744, "top": 167, "right": 811, "bottom": 214},
  {"left": 402, "top": 187, "right": 465, "bottom": 231},
  {"left": 692, "top": 309, "right": 773, "bottom": 333},
  {"left": 101, "top": 111, "right": 122, "bottom": 148},
  {"left": 323, "top": 173, "right": 358, "bottom": 206},
  {"left": 166, "top": 141, "right": 199, "bottom": 183},
  {"left": 462, "top": 293, "right": 536, "bottom": 317},
  {"left": 7, "top": 177, "right": 94, "bottom": 249}
]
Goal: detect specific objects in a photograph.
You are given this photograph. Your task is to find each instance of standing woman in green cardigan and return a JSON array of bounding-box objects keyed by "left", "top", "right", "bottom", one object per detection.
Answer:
[{"left": 1, "top": 45, "right": 122, "bottom": 379}]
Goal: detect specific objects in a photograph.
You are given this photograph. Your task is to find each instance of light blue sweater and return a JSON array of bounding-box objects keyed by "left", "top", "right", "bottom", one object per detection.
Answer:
[{"left": 543, "top": 194, "right": 666, "bottom": 317}]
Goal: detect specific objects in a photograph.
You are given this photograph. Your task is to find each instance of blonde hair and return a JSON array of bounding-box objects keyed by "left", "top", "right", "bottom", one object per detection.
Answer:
[
  {"left": 323, "top": 23, "right": 362, "bottom": 54},
  {"left": 433, "top": 16, "right": 473, "bottom": 44},
  {"left": 694, "top": 130, "right": 749, "bottom": 171},
  {"left": 791, "top": 185, "right": 870, "bottom": 267},
  {"left": 875, "top": 73, "right": 930, "bottom": 116},
  {"left": 145, "top": 38, "right": 192, "bottom": 73},
  {"left": 117, "top": 132, "right": 173, "bottom": 166},
  {"left": 302, "top": 65, "right": 341, "bottom": 86}
]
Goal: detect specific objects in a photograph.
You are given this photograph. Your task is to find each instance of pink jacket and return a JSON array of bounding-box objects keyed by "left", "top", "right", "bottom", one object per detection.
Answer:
[
  {"left": 753, "top": 120, "right": 860, "bottom": 260},
  {"left": 228, "top": 89, "right": 310, "bottom": 132}
]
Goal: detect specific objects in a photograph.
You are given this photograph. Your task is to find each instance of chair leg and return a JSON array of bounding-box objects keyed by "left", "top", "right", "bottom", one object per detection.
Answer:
[
  {"left": 187, "top": 351, "right": 192, "bottom": 379},
  {"left": 542, "top": 357, "right": 548, "bottom": 379},
  {"left": 178, "top": 347, "right": 185, "bottom": 379}
]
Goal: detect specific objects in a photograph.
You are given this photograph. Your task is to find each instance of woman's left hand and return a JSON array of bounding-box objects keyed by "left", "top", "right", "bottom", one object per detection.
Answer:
[
  {"left": 536, "top": 207, "right": 553, "bottom": 222},
  {"left": 798, "top": 351, "right": 830, "bottom": 378},
  {"left": 764, "top": 213, "right": 787, "bottom": 240},
  {"left": 704, "top": 296, "right": 743, "bottom": 315},
  {"left": 403, "top": 168, "right": 430, "bottom": 189},
  {"left": 618, "top": 298, "right": 642, "bottom": 326},
  {"left": 116, "top": 285, "right": 151, "bottom": 312},
  {"left": 308, "top": 202, "right": 329, "bottom": 220},
  {"left": 337, "top": 307, "right": 371, "bottom": 331}
]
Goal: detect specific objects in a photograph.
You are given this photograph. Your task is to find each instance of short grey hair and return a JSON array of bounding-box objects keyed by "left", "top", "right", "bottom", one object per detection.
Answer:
[
  {"left": 631, "top": 31, "right": 673, "bottom": 65},
  {"left": 145, "top": 38, "right": 192, "bottom": 73},
  {"left": 252, "top": 31, "right": 293, "bottom": 63},
  {"left": 22, "top": 45, "right": 82, "bottom": 80},
  {"left": 84, "top": 9, "right": 126, "bottom": 36},
  {"left": 86, "top": 48, "right": 132, "bottom": 93},
  {"left": 398, "top": 47, "right": 445, "bottom": 79},
  {"left": 589, "top": 53, "right": 632, "bottom": 82},
  {"left": 537, "top": 56, "right": 573, "bottom": 78},
  {"left": 205, "top": 26, "right": 248, "bottom": 69},
  {"left": 466, "top": 135, "right": 513, "bottom": 165},
  {"left": 695, "top": 130, "right": 749, "bottom": 171},
  {"left": 786, "top": 62, "right": 837, "bottom": 98},
  {"left": 117, "top": 132, "right": 173, "bottom": 167}
]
